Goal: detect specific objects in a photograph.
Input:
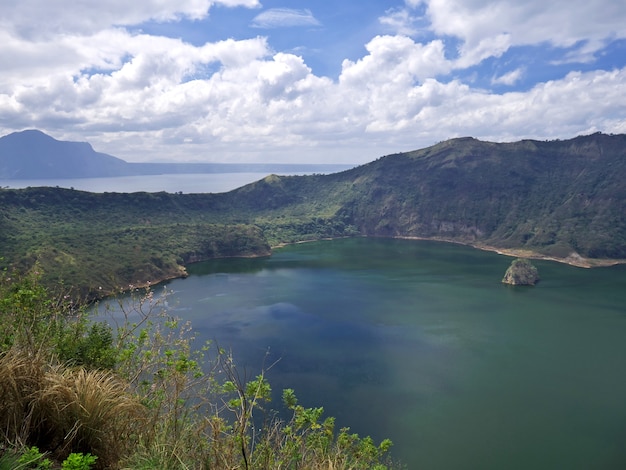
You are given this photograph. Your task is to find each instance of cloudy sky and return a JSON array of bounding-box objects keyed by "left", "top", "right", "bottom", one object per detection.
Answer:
[{"left": 1, "top": 0, "right": 625, "bottom": 164}]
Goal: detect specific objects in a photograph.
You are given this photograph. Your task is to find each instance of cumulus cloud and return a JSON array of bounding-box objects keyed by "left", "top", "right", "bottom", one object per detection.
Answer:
[
  {"left": 416, "top": 0, "right": 626, "bottom": 66},
  {"left": 1, "top": 0, "right": 261, "bottom": 38},
  {"left": 0, "top": 0, "right": 625, "bottom": 163},
  {"left": 251, "top": 8, "right": 321, "bottom": 29},
  {"left": 340, "top": 35, "right": 451, "bottom": 86},
  {"left": 492, "top": 68, "right": 524, "bottom": 86}
]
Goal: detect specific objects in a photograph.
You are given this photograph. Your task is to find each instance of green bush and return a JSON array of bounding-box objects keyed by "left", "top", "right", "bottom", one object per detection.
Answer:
[
  {"left": 61, "top": 453, "right": 97, "bottom": 470},
  {"left": 17, "top": 446, "right": 52, "bottom": 469}
]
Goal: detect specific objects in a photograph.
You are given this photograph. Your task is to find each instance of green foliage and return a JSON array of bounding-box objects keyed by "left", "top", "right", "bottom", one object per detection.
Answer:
[
  {"left": 240, "top": 387, "right": 394, "bottom": 469},
  {"left": 0, "top": 446, "right": 52, "bottom": 470},
  {"left": 0, "top": 265, "right": 53, "bottom": 350},
  {"left": 0, "top": 268, "right": 116, "bottom": 370},
  {"left": 0, "top": 437, "right": 99, "bottom": 470},
  {"left": 3, "top": 133, "right": 626, "bottom": 301},
  {"left": 17, "top": 446, "right": 52, "bottom": 469},
  {"left": 0, "top": 453, "right": 20, "bottom": 470},
  {"left": 60, "top": 453, "right": 97, "bottom": 470},
  {"left": 0, "top": 188, "right": 271, "bottom": 299}
]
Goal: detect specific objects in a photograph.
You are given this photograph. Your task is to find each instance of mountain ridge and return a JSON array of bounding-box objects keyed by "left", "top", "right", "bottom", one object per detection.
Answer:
[
  {"left": 0, "top": 129, "right": 130, "bottom": 178},
  {"left": 224, "top": 131, "right": 626, "bottom": 260},
  {"left": 1, "top": 131, "right": 625, "bottom": 298}
]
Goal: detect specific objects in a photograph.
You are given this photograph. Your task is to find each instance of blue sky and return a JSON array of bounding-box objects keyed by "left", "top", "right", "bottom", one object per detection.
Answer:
[{"left": 1, "top": 0, "right": 626, "bottom": 163}]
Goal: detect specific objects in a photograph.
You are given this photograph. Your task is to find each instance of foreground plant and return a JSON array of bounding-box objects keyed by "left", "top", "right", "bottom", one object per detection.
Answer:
[{"left": 1, "top": 269, "right": 398, "bottom": 469}]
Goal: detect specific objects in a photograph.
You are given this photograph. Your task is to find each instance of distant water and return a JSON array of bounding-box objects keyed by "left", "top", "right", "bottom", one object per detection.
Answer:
[
  {"left": 0, "top": 170, "right": 335, "bottom": 194},
  {"left": 98, "top": 238, "right": 626, "bottom": 469}
]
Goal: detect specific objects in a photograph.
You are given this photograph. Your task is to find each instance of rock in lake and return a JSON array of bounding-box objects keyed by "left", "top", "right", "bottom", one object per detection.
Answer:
[{"left": 502, "top": 258, "right": 540, "bottom": 286}]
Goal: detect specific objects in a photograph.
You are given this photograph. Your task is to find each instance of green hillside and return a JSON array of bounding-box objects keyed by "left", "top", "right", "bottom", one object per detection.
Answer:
[
  {"left": 1, "top": 132, "right": 625, "bottom": 298},
  {"left": 224, "top": 132, "right": 626, "bottom": 259},
  {"left": 333, "top": 133, "right": 626, "bottom": 259}
]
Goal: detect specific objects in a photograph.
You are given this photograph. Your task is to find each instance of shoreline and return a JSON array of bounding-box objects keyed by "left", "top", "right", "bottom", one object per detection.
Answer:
[
  {"left": 94, "top": 235, "right": 623, "bottom": 301},
  {"left": 389, "top": 236, "right": 626, "bottom": 268},
  {"left": 272, "top": 235, "right": 626, "bottom": 268}
]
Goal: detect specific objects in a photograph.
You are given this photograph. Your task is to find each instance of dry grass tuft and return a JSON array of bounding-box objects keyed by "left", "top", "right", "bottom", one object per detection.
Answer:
[
  {"left": 0, "top": 348, "right": 48, "bottom": 446},
  {"left": 0, "top": 347, "right": 146, "bottom": 469},
  {"left": 37, "top": 367, "right": 146, "bottom": 468}
]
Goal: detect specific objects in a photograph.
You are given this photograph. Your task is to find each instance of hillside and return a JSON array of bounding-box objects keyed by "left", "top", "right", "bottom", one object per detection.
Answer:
[
  {"left": 225, "top": 132, "right": 626, "bottom": 260},
  {"left": 334, "top": 133, "right": 626, "bottom": 260},
  {"left": 1, "top": 132, "right": 625, "bottom": 298}
]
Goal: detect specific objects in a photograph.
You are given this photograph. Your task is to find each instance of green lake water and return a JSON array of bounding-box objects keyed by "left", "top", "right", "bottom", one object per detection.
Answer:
[{"left": 116, "top": 238, "right": 626, "bottom": 468}]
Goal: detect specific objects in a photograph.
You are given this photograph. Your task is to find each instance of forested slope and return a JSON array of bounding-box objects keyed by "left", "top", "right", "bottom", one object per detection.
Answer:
[{"left": 331, "top": 133, "right": 626, "bottom": 258}]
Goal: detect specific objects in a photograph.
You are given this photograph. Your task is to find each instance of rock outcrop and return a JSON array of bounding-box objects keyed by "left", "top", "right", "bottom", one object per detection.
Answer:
[{"left": 502, "top": 258, "right": 540, "bottom": 285}]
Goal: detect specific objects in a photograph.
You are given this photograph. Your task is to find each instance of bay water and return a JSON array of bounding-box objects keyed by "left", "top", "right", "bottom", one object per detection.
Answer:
[
  {"left": 100, "top": 238, "right": 626, "bottom": 469},
  {"left": 0, "top": 169, "right": 344, "bottom": 194}
]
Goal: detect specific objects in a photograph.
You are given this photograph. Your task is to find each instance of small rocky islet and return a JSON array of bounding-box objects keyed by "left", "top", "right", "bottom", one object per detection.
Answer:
[{"left": 502, "top": 258, "right": 540, "bottom": 286}]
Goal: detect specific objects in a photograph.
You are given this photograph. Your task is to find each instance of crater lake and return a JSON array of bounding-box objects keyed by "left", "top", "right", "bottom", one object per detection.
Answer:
[{"left": 98, "top": 238, "right": 626, "bottom": 469}]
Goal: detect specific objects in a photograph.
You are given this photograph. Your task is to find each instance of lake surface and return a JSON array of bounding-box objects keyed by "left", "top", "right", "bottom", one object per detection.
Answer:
[
  {"left": 0, "top": 169, "right": 344, "bottom": 194},
  {"left": 101, "top": 238, "right": 626, "bottom": 469}
]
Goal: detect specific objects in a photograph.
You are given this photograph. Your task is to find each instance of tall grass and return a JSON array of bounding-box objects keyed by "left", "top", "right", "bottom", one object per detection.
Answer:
[
  {"left": 0, "top": 348, "right": 48, "bottom": 447},
  {"left": 38, "top": 367, "right": 144, "bottom": 467},
  {"left": 0, "top": 348, "right": 144, "bottom": 469}
]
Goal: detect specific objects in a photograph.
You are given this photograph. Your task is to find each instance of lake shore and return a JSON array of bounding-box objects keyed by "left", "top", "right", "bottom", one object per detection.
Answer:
[
  {"left": 390, "top": 236, "right": 626, "bottom": 268},
  {"left": 272, "top": 235, "right": 626, "bottom": 268},
  {"left": 106, "top": 234, "right": 623, "bottom": 300}
]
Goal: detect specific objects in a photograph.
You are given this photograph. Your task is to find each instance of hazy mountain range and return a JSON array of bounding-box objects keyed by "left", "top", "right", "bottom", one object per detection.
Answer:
[{"left": 0, "top": 130, "right": 351, "bottom": 179}]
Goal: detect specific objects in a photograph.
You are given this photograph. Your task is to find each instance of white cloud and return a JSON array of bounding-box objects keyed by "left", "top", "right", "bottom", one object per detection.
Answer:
[
  {"left": 0, "top": 1, "right": 625, "bottom": 164},
  {"left": 251, "top": 8, "right": 321, "bottom": 29},
  {"left": 491, "top": 68, "right": 524, "bottom": 86},
  {"left": 340, "top": 35, "right": 451, "bottom": 86},
  {"left": 379, "top": 8, "right": 421, "bottom": 36},
  {"left": 1, "top": 0, "right": 261, "bottom": 38},
  {"left": 2, "top": 25, "right": 626, "bottom": 163},
  {"left": 416, "top": 0, "right": 626, "bottom": 66}
]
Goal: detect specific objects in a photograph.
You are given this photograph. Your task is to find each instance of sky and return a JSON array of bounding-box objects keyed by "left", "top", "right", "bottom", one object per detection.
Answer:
[{"left": 1, "top": 0, "right": 626, "bottom": 164}]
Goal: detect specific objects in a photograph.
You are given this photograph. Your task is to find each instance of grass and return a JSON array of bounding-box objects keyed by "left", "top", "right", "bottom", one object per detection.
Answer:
[
  {"left": 38, "top": 367, "right": 144, "bottom": 466},
  {"left": 0, "top": 349, "right": 143, "bottom": 469},
  {"left": 0, "top": 348, "right": 48, "bottom": 447}
]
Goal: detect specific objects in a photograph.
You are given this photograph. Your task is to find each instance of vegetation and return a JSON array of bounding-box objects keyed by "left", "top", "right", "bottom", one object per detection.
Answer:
[
  {"left": 2, "top": 133, "right": 625, "bottom": 298},
  {"left": 0, "top": 268, "right": 397, "bottom": 469},
  {"left": 502, "top": 258, "right": 540, "bottom": 285},
  {"left": 0, "top": 187, "right": 273, "bottom": 299}
]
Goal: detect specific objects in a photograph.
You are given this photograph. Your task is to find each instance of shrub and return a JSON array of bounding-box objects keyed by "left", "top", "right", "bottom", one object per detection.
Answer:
[{"left": 61, "top": 453, "right": 97, "bottom": 470}]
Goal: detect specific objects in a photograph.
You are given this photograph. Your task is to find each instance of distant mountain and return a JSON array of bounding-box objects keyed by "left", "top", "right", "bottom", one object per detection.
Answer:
[
  {"left": 0, "top": 130, "right": 130, "bottom": 178},
  {"left": 0, "top": 130, "right": 352, "bottom": 179}
]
